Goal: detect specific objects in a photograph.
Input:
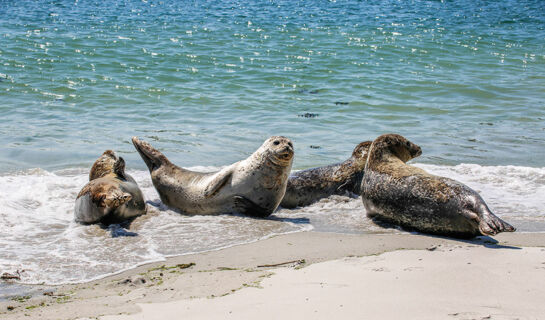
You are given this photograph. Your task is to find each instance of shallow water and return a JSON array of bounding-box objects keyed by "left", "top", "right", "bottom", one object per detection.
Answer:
[
  {"left": 0, "top": 0, "right": 544, "bottom": 285},
  {"left": 0, "top": 163, "right": 543, "bottom": 285}
]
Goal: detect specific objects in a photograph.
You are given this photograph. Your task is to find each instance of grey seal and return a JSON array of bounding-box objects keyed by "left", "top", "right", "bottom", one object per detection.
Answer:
[
  {"left": 361, "top": 134, "right": 516, "bottom": 239},
  {"left": 75, "top": 150, "right": 146, "bottom": 224},
  {"left": 281, "top": 141, "right": 372, "bottom": 208},
  {"left": 132, "top": 136, "right": 294, "bottom": 218}
]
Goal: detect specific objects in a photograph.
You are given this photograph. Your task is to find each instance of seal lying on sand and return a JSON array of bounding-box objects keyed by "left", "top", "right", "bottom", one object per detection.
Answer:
[
  {"left": 280, "top": 141, "right": 372, "bottom": 208},
  {"left": 75, "top": 150, "right": 146, "bottom": 224},
  {"left": 132, "top": 136, "right": 293, "bottom": 217},
  {"left": 361, "top": 134, "right": 515, "bottom": 238}
]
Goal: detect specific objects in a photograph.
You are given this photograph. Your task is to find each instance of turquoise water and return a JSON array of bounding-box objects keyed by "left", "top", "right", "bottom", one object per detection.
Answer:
[
  {"left": 1, "top": 0, "right": 544, "bottom": 171},
  {"left": 0, "top": 0, "right": 544, "bottom": 285}
]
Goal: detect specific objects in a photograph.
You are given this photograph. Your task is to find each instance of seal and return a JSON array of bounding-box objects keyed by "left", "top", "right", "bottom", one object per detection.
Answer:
[
  {"left": 132, "top": 136, "right": 294, "bottom": 217},
  {"left": 361, "top": 134, "right": 516, "bottom": 238},
  {"left": 75, "top": 150, "right": 146, "bottom": 224},
  {"left": 280, "top": 141, "right": 372, "bottom": 208}
]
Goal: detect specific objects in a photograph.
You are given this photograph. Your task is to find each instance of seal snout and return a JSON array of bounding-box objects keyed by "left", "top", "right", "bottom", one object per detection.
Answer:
[
  {"left": 413, "top": 145, "right": 422, "bottom": 158},
  {"left": 277, "top": 140, "right": 294, "bottom": 160}
]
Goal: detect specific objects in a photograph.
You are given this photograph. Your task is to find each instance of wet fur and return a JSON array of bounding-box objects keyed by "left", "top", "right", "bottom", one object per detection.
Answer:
[
  {"left": 361, "top": 134, "right": 515, "bottom": 238},
  {"left": 75, "top": 151, "right": 146, "bottom": 224},
  {"left": 281, "top": 141, "right": 371, "bottom": 208}
]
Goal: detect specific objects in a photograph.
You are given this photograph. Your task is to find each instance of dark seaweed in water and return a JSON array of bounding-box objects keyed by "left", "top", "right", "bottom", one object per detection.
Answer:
[
  {"left": 298, "top": 89, "right": 320, "bottom": 94},
  {"left": 298, "top": 113, "right": 319, "bottom": 118}
]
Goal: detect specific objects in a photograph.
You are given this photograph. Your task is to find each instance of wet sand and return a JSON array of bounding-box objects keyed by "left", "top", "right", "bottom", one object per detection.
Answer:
[{"left": 1, "top": 231, "right": 544, "bottom": 320}]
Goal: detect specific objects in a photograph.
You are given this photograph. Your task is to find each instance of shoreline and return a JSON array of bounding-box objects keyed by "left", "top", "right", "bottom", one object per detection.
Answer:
[{"left": 1, "top": 231, "right": 544, "bottom": 319}]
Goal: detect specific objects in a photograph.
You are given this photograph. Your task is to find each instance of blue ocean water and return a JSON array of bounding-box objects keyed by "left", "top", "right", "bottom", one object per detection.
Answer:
[
  {"left": 0, "top": 0, "right": 544, "bottom": 285},
  {"left": 1, "top": 0, "right": 544, "bottom": 171}
]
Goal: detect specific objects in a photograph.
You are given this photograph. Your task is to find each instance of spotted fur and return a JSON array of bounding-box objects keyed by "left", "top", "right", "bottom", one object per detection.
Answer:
[
  {"left": 281, "top": 141, "right": 372, "bottom": 208},
  {"left": 132, "top": 136, "right": 293, "bottom": 217},
  {"left": 361, "top": 133, "right": 515, "bottom": 238}
]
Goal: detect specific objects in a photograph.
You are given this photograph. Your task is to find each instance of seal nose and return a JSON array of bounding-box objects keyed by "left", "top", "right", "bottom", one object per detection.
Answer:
[
  {"left": 413, "top": 146, "right": 422, "bottom": 157},
  {"left": 278, "top": 141, "right": 294, "bottom": 160}
]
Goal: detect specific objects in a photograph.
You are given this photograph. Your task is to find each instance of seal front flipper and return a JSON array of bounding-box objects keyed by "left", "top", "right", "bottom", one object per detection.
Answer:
[
  {"left": 203, "top": 169, "right": 233, "bottom": 198},
  {"left": 233, "top": 195, "right": 272, "bottom": 218}
]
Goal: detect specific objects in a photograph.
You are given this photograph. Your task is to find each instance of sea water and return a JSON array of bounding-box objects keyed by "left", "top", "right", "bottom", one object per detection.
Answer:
[{"left": 0, "top": 0, "right": 544, "bottom": 285}]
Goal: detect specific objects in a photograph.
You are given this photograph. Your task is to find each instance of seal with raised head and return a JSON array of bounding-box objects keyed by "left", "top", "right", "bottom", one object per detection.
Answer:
[
  {"left": 280, "top": 141, "right": 372, "bottom": 208},
  {"left": 75, "top": 150, "right": 146, "bottom": 224},
  {"left": 132, "top": 136, "right": 294, "bottom": 217},
  {"left": 361, "top": 133, "right": 516, "bottom": 239}
]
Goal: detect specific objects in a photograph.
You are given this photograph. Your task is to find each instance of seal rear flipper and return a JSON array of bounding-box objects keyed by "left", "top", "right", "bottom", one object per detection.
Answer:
[
  {"left": 203, "top": 169, "right": 233, "bottom": 198},
  {"left": 132, "top": 137, "right": 170, "bottom": 172},
  {"left": 463, "top": 208, "right": 516, "bottom": 236},
  {"left": 233, "top": 195, "right": 272, "bottom": 218},
  {"left": 114, "top": 157, "right": 127, "bottom": 180},
  {"left": 478, "top": 213, "right": 516, "bottom": 236}
]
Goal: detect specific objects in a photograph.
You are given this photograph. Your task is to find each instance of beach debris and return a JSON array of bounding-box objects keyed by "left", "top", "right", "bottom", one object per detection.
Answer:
[
  {"left": 11, "top": 295, "right": 31, "bottom": 303},
  {"left": 426, "top": 245, "right": 438, "bottom": 251},
  {"left": 335, "top": 101, "right": 349, "bottom": 105},
  {"left": 43, "top": 291, "right": 65, "bottom": 297},
  {"left": 7, "top": 306, "right": 15, "bottom": 311},
  {"left": 298, "top": 113, "right": 319, "bottom": 118},
  {"left": 149, "top": 262, "right": 195, "bottom": 272},
  {"left": 118, "top": 276, "right": 147, "bottom": 285},
  {"left": 176, "top": 263, "right": 196, "bottom": 269},
  {"left": 217, "top": 267, "right": 238, "bottom": 271},
  {"left": 257, "top": 259, "right": 306, "bottom": 268},
  {"left": 309, "top": 145, "right": 321, "bottom": 149},
  {"left": 1, "top": 271, "right": 21, "bottom": 280}
]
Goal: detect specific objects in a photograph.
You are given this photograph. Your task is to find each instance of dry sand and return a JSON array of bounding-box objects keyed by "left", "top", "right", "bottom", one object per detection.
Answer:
[{"left": 1, "top": 231, "right": 544, "bottom": 320}]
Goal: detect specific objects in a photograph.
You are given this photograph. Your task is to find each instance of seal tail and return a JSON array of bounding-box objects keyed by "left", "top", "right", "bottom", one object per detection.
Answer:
[
  {"left": 477, "top": 206, "right": 516, "bottom": 236},
  {"left": 132, "top": 137, "right": 170, "bottom": 172}
]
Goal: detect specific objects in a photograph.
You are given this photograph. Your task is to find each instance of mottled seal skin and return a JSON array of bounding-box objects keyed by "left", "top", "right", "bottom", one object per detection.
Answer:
[
  {"left": 361, "top": 134, "right": 516, "bottom": 239},
  {"left": 280, "top": 141, "right": 372, "bottom": 208},
  {"left": 75, "top": 150, "right": 146, "bottom": 224},
  {"left": 132, "top": 136, "right": 294, "bottom": 218}
]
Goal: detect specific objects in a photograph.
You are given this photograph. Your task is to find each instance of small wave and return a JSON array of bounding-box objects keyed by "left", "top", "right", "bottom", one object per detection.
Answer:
[
  {"left": 0, "top": 167, "right": 307, "bottom": 285},
  {"left": 0, "top": 163, "right": 543, "bottom": 285},
  {"left": 414, "top": 163, "right": 545, "bottom": 219}
]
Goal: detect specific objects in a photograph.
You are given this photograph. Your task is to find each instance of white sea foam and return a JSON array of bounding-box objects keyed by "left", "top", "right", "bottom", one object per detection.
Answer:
[{"left": 0, "top": 163, "right": 543, "bottom": 285}]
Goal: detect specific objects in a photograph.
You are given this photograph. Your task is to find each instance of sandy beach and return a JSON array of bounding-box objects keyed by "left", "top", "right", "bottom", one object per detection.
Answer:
[{"left": 1, "top": 231, "right": 544, "bottom": 320}]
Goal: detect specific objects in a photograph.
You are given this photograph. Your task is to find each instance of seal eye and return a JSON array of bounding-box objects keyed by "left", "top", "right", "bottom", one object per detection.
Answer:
[
  {"left": 288, "top": 142, "right": 293, "bottom": 148},
  {"left": 273, "top": 140, "right": 280, "bottom": 145},
  {"left": 406, "top": 141, "right": 411, "bottom": 147}
]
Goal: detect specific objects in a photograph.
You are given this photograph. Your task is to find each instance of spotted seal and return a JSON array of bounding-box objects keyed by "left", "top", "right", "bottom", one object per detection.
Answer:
[
  {"left": 75, "top": 150, "right": 146, "bottom": 224},
  {"left": 361, "top": 134, "right": 515, "bottom": 238},
  {"left": 132, "top": 136, "right": 293, "bottom": 217},
  {"left": 280, "top": 141, "right": 372, "bottom": 208}
]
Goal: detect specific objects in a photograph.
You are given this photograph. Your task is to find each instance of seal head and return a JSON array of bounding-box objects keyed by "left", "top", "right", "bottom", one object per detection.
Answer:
[{"left": 362, "top": 133, "right": 515, "bottom": 238}]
